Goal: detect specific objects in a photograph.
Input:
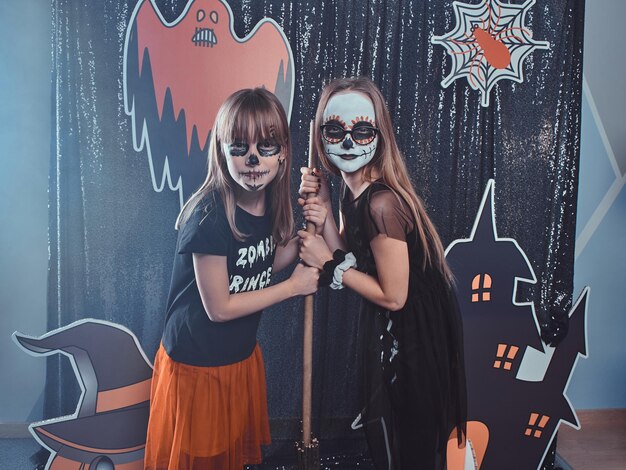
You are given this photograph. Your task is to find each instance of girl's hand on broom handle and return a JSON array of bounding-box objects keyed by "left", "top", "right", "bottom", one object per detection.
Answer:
[
  {"left": 297, "top": 230, "right": 333, "bottom": 271},
  {"left": 299, "top": 167, "right": 330, "bottom": 209},
  {"left": 288, "top": 263, "right": 320, "bottom": 297},
  {"left": 298, "top": 196, "right": 328, "bottom": 235}
]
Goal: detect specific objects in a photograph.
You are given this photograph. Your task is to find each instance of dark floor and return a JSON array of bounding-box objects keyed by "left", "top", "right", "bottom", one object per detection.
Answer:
[
  {"left": 0, "top": 439, "right": 376, "bottom": 470},
  {"left": 0, "top": 437, "right": 573, "bottom": 470}
]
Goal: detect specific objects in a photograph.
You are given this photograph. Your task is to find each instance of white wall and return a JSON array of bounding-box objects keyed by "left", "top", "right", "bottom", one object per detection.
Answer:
[
  {"left": 0, "top": 0, "right": 51, "bottom": 422},
  {"left": 568, "top": 0, "right": 626, "bottom": 409}
]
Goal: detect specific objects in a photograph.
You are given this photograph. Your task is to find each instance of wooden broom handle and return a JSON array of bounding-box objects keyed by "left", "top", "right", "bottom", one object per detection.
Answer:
[{"left": 302, "top": 120, "right": 316, "bottom": 445}]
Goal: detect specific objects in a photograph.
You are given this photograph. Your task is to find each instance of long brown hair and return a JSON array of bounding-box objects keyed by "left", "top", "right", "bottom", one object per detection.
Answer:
[
  {"left": 176, "top": 88, "right": 294, "bottom": 245},
  {"left": 314, "top": 77, "right": 452, "bottom": 282}
]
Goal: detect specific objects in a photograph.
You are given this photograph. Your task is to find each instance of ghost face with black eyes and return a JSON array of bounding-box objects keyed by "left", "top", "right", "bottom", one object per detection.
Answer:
[
  {"left": 222, "top": 139, "right": 283, "bottom": 192},
  {"left": 321, "top": 91, "right": 379, "bottom": 174},
  {"left": 192, "top": 5, "right": 219, "bottom": 47}
]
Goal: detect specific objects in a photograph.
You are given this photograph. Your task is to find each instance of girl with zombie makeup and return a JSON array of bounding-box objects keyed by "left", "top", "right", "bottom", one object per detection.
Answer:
[
  {"left": 144, "top": 88, "right": 319, "bottom": 470},
  {"left": 298, "top": 77, "right": 466, "bottom": 470}
]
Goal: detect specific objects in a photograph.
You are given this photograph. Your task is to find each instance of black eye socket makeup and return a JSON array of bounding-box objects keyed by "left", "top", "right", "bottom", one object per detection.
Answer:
[
  {"left": 226, "top": 140, "right": 281, "bottom": 157},
  {"left": 257, "top": 139, "right": 281, "bottom": 157},
  {"left": 227, "top": 141, "right": 249, "bottom": 157}
]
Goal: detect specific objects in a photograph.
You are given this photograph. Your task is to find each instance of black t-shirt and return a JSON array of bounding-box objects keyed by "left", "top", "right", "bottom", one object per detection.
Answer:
[{"left": 162, "top": 194, "right": 276, "bottom": 366}]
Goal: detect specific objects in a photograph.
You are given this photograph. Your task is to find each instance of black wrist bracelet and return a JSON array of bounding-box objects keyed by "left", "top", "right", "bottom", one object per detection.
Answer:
[
  {"left": 318, "top": 250, "right": 348, "bottom": 287},
  {"left": 332, "top": 249, "right": 348, "bottom": 262}
]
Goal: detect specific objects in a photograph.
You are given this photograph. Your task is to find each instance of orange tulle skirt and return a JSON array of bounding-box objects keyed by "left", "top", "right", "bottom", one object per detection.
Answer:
[{"left": 144, "top": 344, "right": 271, "bottom": 470}]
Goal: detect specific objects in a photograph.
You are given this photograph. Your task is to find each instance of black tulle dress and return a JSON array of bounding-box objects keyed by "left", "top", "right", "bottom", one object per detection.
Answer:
[{"left": 342, "top": 181, "right": 466, "bottom": 470}]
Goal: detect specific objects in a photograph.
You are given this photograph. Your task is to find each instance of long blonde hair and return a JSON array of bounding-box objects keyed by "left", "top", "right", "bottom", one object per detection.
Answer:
[
  {"left": 176, "top": 88, "right": 294, "bottom": 245},
  {"left": 314, "top": 77, "right": 452, "bottom": 282}
]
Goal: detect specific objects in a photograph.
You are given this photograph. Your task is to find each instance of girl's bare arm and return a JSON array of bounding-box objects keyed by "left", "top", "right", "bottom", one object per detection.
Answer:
[
  {"left": 298, "top": 231, "right": 408, "bottom": 311},
  {"left": 193, "top": 254, "right": 318, "bottom": 322},
  {"left": 342, "top": 235, "right": 409, "bottom": 311},
  {"left": 273, "top": 236, "right": 299, "bottom": 272}
]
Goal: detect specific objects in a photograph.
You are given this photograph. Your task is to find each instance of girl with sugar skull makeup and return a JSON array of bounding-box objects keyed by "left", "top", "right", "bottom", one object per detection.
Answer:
[
  {"left": 298, "top": 77, "right": 467, "bottom": 470},
  {"left": 144, "top": 88, "right": 319, "bottom": 470}
]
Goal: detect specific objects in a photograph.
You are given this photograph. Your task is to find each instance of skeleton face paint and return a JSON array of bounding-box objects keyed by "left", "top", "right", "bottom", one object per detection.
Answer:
[
  {"left": 322, "top": 91, "right": 378, "bottom": 173},
  {"left": 222, "top": 140, "right": 282, "bottom": 192}
]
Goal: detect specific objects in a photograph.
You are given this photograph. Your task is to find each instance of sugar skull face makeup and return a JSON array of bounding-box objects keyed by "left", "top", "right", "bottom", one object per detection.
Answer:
[
  {"left": 321, "top": 91, "right": 378, "bottom": 173},
  {"left": 222, "top": 139, "right": 283, "bottom": 192}
]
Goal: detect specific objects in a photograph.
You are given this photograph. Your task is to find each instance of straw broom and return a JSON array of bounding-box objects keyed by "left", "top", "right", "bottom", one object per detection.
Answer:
[{"left": 296, "top": 121, "right": 320, "bottom": 469}]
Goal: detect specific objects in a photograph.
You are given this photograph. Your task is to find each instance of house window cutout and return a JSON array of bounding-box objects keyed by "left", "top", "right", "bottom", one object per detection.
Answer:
[
  {"left": 524, "top": 413, "right": 549, "bottom": 438},
  {"left": 471, "top": 273, "right": 492, "bottom": 302},
  {"left": 492, "top": 343, "right": 519, "bottom": 370}
]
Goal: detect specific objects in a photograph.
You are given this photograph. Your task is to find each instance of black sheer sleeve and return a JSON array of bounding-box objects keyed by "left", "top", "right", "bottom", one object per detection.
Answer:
[{"left": 364, "top": 189, "right": 415, "bottom": 242}]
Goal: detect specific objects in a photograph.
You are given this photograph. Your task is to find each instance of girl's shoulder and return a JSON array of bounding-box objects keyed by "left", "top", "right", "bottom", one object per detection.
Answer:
[
  {"left": 367, "top": 182, "right": 405, "bottom": 211},
  {"left": 182, "top": 191, "right": 226, "bottom": 230},
  {"left": 366, "top": 182, "right": 415, "bottom": 234},
  {"left": 341, "top": 180, "right": 393, "bottom": 206},
  {"left": 368, "top": 180, "right": 393, "bottom": 195},
  {"left": 198, "top": 191, "right": 225, "bottom": 214},
  {"left": 177, "top": 192, "right": 230, "bottom": 255}
]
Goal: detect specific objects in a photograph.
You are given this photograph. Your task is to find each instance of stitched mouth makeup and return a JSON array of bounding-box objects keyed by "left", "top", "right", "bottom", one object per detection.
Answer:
[
  {"left": 240, "top": 170, "right": 270, "bottom": 182},
  {"left": 240, "top": 170, "right": 270, "bottom": 191}
]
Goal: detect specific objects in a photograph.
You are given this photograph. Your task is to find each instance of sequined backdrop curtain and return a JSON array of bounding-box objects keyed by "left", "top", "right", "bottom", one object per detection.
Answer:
[{"left": 47, "top": 0, "right": 584, "bottom": 462}]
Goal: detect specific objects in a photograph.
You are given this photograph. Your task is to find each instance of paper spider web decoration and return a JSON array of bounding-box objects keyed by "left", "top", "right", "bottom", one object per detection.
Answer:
[{"left": 432, "top": 0, "right": 549, "bottom": 107}]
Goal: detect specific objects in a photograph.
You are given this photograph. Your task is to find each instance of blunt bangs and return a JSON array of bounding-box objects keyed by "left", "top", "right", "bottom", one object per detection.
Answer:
[{"left": 216, "top": 89, "right": 289, "bottom": 147}]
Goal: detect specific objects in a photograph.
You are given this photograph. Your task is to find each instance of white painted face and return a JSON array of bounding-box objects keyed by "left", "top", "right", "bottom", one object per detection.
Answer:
[
  {"left": 321, "top": 91, "right": 378, "bottom": 173},
  {"left": 221, "top": 139, "right": 282, "bottom": 192}
]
